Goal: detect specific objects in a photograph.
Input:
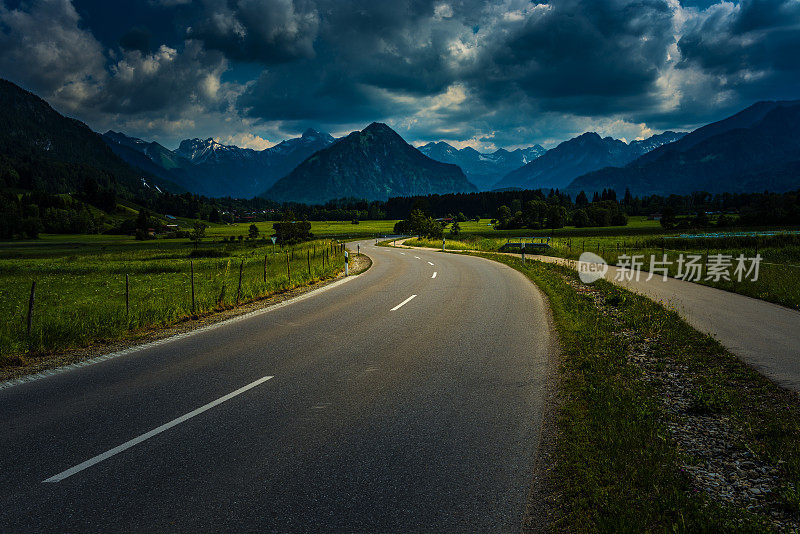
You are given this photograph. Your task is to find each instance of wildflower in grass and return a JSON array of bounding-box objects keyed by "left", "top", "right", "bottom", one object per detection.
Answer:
[
  {"left": 676, "top": 254, "right": 703, "bottom": 282},
  {"left": 615, "top": 254, "right": 644, "bottom": 282},
  {"left": 733, "top": 254, "right": 762, "bottom": 282},
  {"left": 705, "top": 254, "right": 733, "bottom": 282},
  {"left": 647, "top": 254, "right": 672, "bottom": 281}
]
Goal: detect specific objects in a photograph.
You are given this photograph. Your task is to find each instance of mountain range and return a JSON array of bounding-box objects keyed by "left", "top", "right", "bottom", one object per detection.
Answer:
[
  {"left": 568, "top": 100, "right": 800, "bottom": 196},
  {"left": 417, "top": 142, "right": 546, "bottom": 190},
  {"left": 104, "top": 128, "right": 335, "bottom": 198},
  {"left": 2, "top": 77, "right": 799, "bottom": 204},
  {"left": 264, "top": 123, "right": 476, "bottom": 203},
  {"left": 494, "top": 131, "right": 686, "bottom": 191}
]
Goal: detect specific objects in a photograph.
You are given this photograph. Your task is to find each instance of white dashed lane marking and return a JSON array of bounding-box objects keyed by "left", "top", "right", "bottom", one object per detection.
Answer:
[{"left": 390, "top": 295, "right": 417, "bottom": 311}]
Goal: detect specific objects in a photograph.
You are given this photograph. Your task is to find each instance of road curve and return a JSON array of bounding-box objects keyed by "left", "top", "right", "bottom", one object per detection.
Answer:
[{"left": 0, "top": 240, "right": 556, "bottom": 532}]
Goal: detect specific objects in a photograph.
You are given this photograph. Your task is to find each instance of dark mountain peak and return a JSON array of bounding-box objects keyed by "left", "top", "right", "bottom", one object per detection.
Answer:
[
  {"left": 462, "top": 146, "right": 481, "bottom": 155},
  {"left": 361, "top": 122, "right": 404, "bottom": 141},
  {"left": 575, "top": 131, "right": 602, "bottom": 141},
  {"left": 364, "top": 121, "right": 392, "bottom": 132},
  {"left": 495, "top": 131, "right": 650, "bottom": 191},
  {"left": 177, "top": 137, "right": 201, "bottom": 151},
  {"left": 263, "top": 122, "right": 475, "bottom": 203},
  {"left": 637, "top": 98, "right": 800, "bottom": 165},
  {"left": 567, "top": 101, "right": 800, "bottom": 196},
  {"left": 301, "top": 128, "right": 326, "bottom": 139}
]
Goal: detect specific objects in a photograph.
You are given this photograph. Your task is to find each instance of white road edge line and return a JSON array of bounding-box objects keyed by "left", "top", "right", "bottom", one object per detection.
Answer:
[
  {"left": 42, "top": 375, "right": 274, "bottom": 483},
  {"left": 431, "top": 272, "right": 437, "bottom": 279},
  {"left": 414, "top": 256, "right": 421, "bottom": 259},
  {"left": 427, "top": 262, "right": 434, "bottom": 266},
  {"left": 390, "top": 295, "right": 417, "bottom": 311},
  {"left": 399, "top": 252, "right": 405, "bottom": 255}
]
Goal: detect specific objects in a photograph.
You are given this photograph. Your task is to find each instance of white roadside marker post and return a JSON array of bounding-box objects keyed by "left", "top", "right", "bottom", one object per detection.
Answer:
[
  {"left": 345, "top": 250, "right": 349, "bottom": 276},
  {"left": 442, "top": 238, "right": 445, "bottom": 252}
]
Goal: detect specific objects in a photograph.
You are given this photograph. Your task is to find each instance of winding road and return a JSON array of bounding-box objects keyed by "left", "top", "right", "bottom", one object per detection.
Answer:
[{"left": 0, "top": 240, "right": 556, "bottom": 532}]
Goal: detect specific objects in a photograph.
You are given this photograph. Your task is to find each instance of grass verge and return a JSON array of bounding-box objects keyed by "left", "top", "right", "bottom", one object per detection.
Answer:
[
  {"left": 0, "top": 239, "right": 348, "bottom": 365},
  {"left": 472, "top": 252, "right": 800, "bottom": 531}
]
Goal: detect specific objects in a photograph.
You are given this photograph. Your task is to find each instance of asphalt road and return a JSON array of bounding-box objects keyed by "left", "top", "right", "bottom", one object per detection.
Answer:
[{"left": 0, "top": 240, "right": 556, "bottom": 533}]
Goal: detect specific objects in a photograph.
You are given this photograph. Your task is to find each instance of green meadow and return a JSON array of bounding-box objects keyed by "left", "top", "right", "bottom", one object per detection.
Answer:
[
  {"left": 203, "top": 220, "right": 399, "bottom": 240},
  {"left": 403, "top": 218, "right": 800, "bottom": 311},
  {"left": 0, "top": 235, "right": 346, "bottom": 364}
]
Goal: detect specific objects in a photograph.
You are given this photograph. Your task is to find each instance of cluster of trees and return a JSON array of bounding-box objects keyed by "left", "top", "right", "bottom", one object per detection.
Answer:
[
  {"left": 272, "top": 211, "right": 313, "bottom": 244},
  {"left": 384, "top": 190, "right": 566, "bottom": 220},
  {"left": 494, "top": 190, "right": 627, "bottom": 230},
  {"left": 495, "top": 201, "right": 567, "bottom": 230},
  {"left": 0, "top": 190, "right": 104, "bottom": 239},
  {"left": 393, "top": 209, "right": 444, "bottom": 239}
]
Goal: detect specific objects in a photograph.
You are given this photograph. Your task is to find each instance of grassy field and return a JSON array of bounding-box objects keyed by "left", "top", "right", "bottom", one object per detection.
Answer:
[
  {"left": 204, "top": 220, "right": 399, "bottom": 240},
  {"left": 482, "top": 254, "right": 800, "bottom": 531},
  {"left": 0, "top": 236, "right": 346, "bottom": 364},
  {"left": 405, "top": 224, "right": 800, "bottom": 310}
]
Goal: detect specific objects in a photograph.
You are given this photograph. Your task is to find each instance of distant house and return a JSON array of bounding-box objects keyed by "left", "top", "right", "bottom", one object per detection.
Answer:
[
  {"left": 165, "top": 215, "right": 177, "bottom": 220},
  {"left": 165, "top": 224, "right": 179, "bottom": 231},
  {"left": 648, "top": 213, "right": 662, "bottom": 221}
]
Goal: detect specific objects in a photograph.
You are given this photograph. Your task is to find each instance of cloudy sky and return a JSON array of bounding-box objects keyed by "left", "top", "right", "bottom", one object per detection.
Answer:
[{"left": 1, "top": 0, "right": 798, "bottom": 151}]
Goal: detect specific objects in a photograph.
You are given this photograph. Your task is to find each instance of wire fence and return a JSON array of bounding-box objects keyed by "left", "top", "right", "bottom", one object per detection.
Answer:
[{"left": 1, "top": 240, "right": 348, "bottom": 358}]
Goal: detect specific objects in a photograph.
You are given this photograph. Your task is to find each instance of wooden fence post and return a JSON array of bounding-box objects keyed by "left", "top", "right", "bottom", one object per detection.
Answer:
[
  {"left": 27, "top": 281, "right": 36, "bottom": 336},
  {"left": 307, "top": 250, "right": 311, "bottom": 275},
  {"left": 286, "top": 253, "right": 291, "bottom": 282},
  {"left": 190, "top": 262, "right": 195, "bottom": 313},
  {"left": 236, "top": 260, "right": 244, "bottom": 305},
  {"left": 125, "top": 274, "right": 129, "bottom": 315}
]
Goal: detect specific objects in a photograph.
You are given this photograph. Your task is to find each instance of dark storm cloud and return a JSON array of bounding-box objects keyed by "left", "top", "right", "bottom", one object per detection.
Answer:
[
  {"left": 237, "top": 56, "right": 399, "bottom": 123},
  {"left": 186, "top": 0, "right": 320, "bottom": 64},
  {"left": 2, "top": 0, "right": 799, "bottom": 149},
  {"left": 485, "top": 0, "right": 673, "bottom": 103},
  {"left": 677, "top": 0, "right": 800, "bottom": 76},
  {"left": 119, "top": 26, "right": 153, "bottom": 53},
  {"left": 237, "top": 0, "right": 680, "bottom": 141},
  {"left": 672, "top": 0, "right": 800, "bottom": 119}
]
